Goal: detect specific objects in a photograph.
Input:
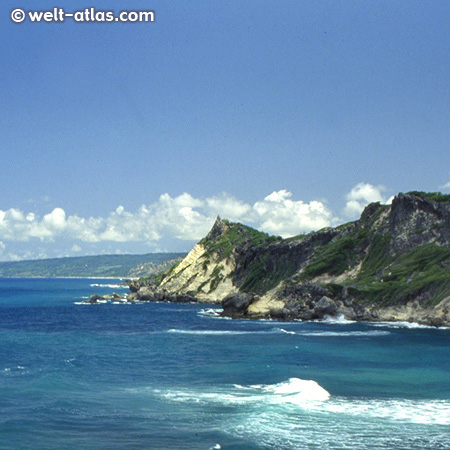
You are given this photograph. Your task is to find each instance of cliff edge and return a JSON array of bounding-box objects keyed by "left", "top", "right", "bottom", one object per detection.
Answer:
[{"left": 127, "top": 192, "right": 450, "bottom": 327}]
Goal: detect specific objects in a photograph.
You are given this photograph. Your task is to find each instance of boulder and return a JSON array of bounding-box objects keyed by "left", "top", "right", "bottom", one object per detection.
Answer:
[
  {"left": 86, "top": 294, "right": 101, "bottom": 304},
  {"left": 313, "top": 296, "right": 338, "bottom": 317},
  {"left": 222, "top": 293, "right": 254, "bottom": 316},
  {"left": 137, "top": 286, "right": 155, "bottom": 301}
]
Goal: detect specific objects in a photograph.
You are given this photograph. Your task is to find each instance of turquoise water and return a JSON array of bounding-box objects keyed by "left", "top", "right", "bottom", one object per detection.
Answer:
[{"left": 0, "top": 278, "right": 449, "bottom": 449}]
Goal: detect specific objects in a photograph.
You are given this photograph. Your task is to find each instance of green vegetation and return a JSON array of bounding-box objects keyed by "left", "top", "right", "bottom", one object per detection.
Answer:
[
  {"left": 301, "top": 230, "right": 370, "bottom": 280},
  {"left": 200, "top": 222, "right": 280, "bottom": 260},
  {"left": 351, "top": 243, "right": 450, "bottom": 306},
  {"left": 208, "top": 265, "right": 224, "bottom": 292},
  {"left": 0, "top": 253, "right": 186, "bottom": 278},
  {"left": 407, "top": 191, "right": 450, "bottom": 203},
  {"left": 238, "top": 251, "right": 301, "bottom": 294}
]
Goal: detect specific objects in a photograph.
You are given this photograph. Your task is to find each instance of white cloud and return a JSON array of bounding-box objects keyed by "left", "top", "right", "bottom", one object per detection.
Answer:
[
  {"left": 442, "top": 182, "right": 450, "bottom": 190},
  {"left": 252, "top": 190, "right": 332, "bottom": 237},
  {"left": 344, "top": 183, "right": 388, "bottom": 218},
  {"left": 71, "top": 244, "right": 82, "bottom": 252},
  {"left": 0, "top": 183, "right": 395, "bottom": 260}
]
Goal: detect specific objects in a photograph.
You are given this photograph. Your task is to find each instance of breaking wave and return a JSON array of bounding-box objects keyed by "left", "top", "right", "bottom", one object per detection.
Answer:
[
  {"left": 89, "top": 283, "right": 127, "bottom": 289},
  {"left": 166, "top": 328, "right": 390, "bottom": 337},
  {"left": 151, "top": 378, "right": 450, "bottom": 426}
]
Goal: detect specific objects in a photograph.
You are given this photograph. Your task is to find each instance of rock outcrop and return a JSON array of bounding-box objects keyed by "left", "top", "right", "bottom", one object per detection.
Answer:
[{"left": 127, "top": 192, "right": 450, "bottom": 326}]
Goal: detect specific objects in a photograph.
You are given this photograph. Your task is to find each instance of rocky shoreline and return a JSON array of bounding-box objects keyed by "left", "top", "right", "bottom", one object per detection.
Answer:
[
  {"left": 87, "top": 279, "right": 449, "bottom": 327},
  {"left": 87, "top": 192, "right": 450, "bottom": 329},
  {"left": 220, "top": 290, "right": 450, "bottom": 328}
]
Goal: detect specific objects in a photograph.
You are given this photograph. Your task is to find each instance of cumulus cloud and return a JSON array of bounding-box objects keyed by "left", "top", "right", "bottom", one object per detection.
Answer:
[
  {"left": 252, "top": 190, "right": 332, "bottom": 237},
  {"left": 0, "top": 190, "right": 334, "bottom": 253},
  {"left": 1, "top": 183, "right": 393, "bottom": 260},
  {"left": 343, "top": 183, "right": 389, "bottom": 218}
]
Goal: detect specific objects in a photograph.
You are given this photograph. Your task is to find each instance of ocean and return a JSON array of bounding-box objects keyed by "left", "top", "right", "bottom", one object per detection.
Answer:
[{"left": 0, "top": 278, "right": 449, "bottom": 450}]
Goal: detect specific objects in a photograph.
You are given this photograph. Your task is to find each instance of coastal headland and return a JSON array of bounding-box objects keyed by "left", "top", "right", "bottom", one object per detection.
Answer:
[{"left": 124, "top": 191, "right": 450, "bottom": 327}]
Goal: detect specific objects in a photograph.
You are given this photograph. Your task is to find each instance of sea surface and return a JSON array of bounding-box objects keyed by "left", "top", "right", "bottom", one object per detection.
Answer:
[{"left": 0, "top": 278, "right": 449, "bottom": 450}]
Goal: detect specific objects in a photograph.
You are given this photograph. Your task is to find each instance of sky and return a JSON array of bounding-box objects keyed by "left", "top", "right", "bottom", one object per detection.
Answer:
[{"left": 1, "top": 0, "right": 450, "bottom": 261}]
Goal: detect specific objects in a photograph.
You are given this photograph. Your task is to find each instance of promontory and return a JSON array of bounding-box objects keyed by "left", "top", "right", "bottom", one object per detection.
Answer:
[{"left": 127, "top": 191, "right": 450, "bottom": 327}]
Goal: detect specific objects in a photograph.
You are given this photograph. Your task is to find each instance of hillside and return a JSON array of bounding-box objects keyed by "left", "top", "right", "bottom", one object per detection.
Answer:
[
  {"left": 128, "top": 192, "right": 450, "bottom": 327},
  {"left": 0, "top": 253, "right": 186, "bottom": 278}
]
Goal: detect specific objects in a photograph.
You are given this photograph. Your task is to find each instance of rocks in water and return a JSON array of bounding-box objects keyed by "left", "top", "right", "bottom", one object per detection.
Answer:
[
  {"left": 83, "top": 292, "right": 127, "bottom": 305},
  {"left": 86, "top": 294, "right": 101, "bottom": 304},
  {"left": 314, "top": 296, "right": 338, "bottom": 316},
  {"left": 222, "top": 293, "right": 255, "bottom": 317}
]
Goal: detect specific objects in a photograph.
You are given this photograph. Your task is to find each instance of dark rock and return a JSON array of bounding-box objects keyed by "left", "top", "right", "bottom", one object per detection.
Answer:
[
  {"left": 313, "top": 296, "right": 338, "bottom": 317},
  {"left": 87, "top": 294, "right": 101, "bottom": 304},
  {"left": 126, "top": 292, "right": 138, "bottom": 302},
  {"left": 222, "top": 293, "right": 254, "bottom": 316},
  {"left": 205, "top": 216, "right": 227, "bottom": 241},
  {"left": 137, "top": 286, "right": 155, "bottom": 301}
]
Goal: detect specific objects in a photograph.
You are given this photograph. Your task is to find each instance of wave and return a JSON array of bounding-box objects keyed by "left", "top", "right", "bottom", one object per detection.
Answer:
[
  {"left": 167, "top": 329, "right": 269, "bottom": 336},
  {"left": 166, "top": 327, "right": 390, "bottom": 338},
  {"left": 259, "top": 377, "right": 330, "bottom": 402},
  {"left": 89, "top": 283, "right": 128, "bottom": 289},
  {"left": 369, "top": 321, "right": 450, "bottom": 330},
  {"left": 324, "top": 397, "right": 450, "bottom": 426},
  {"left": 276, "top": 328, "right": 390, "bottom": 337},
  {"left": 197, "top": 308, "right": 224, "bottom": 317},
  {"left": 320, "top": 314, "right": 357, "bottom": 325},
  {"left": 300, "top": 330, "right": 390, "bottom": 337},
  {"left": 154, "top": 377, "right": 330, "bottom": 407},
  {"left": 152, "top": 378, "right": 450, "bottom": 426}
]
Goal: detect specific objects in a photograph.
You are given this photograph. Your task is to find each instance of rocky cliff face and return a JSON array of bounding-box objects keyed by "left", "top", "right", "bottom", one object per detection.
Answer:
[{"left": 128, "top": 192, "right": 450, "bottom": 326}]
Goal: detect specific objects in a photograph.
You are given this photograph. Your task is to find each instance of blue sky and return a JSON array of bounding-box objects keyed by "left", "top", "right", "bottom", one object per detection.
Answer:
[{"left": 1, "top": 0, "right": 450, "bottom": 260}]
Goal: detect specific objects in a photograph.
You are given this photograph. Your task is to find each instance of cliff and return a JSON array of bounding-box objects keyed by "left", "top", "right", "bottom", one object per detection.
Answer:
[{"left": 127, "top": 192, "right": 450, "bottom": 327}]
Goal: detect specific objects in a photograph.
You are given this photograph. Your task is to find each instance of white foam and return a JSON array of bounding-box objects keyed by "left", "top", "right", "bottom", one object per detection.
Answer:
[
  {"left": 324, "top": 397, "right": 450, "bottom": 426},
  {"left": 275, "top": 328, "right": 297, "bottom": 335},
  {"left": 298, "top": 330, "right": 390, "bottom": 337},
  {"left": 167, "top": 329, "right": 260, "bottom": 336},
  {"left": 197, "top": 308, "right": 223, "bottom": 317},
  {"left": 370, "top": 321, "right": 449, "bottom": 330},
  {"left": 260, "top": 378, "right": 330, "bottom": 402},
  {"left": 166, "top": 328, "right": 305, "bottom": 336},
  {"left": 89, "top": 283, "right": 127, "bottom": 289},
  {"left": 321, "top": 314, "right": 356, "bottom": 325},
  {"left": 153, "top": 377, "right": 330, "bottom": 408}
]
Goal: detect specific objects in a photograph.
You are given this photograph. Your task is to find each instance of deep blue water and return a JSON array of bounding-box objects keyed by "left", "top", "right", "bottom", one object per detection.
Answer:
[{"left": 0, "top": 278, "right": 449, "bottom": 450}]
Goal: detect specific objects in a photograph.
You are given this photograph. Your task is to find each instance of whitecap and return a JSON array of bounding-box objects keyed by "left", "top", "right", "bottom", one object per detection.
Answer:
[
  {"left": 369, "top": 321, "right": 449, "bottom": 330},
  {"left": 153, "top": 377, "right": 330, "bottom": 408},
  {"left": 274, "top": 328, "right": 297, "bottom": 335},
  {"left": 323, "top": 397, "right": 450, "bottom": 426},
  {"left": 197, "top": 308, "right": 223, "bottom": 317},
  {"left": 152, "top": 379, "right": 450, "bottom": 426},
  {"left": 320, "top": 314, "right": 356, "bottom": 325},
  {"left": 259, "top": 378, "right": 330, "bottom": 402},
  {"left": 166, "top": 328, "right": 301, "bottom": 336},
  {"left": 297, "top": 330, "right": 390, "bottom": 337},
  {"left": 89, "top": 283, "right": 127, "bottom": 289},
  {"left": 167, "top": 329, "right": 257, "bottom": 335}
]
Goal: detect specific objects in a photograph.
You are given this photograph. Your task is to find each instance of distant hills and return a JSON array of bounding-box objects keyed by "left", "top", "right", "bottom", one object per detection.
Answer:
[{"left": 0, "top": 253, "right": 186, "bottom": 278}]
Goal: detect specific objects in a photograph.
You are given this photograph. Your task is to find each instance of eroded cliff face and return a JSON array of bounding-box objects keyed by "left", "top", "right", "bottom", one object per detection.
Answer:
[
  {"left": 158, "top": 241, "right": 238, "bottom": 302},
  {"left": 128, "top": 193, "right": 450, "bottom": 326}
]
